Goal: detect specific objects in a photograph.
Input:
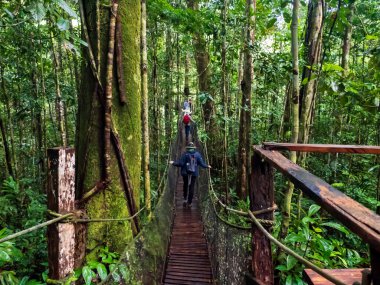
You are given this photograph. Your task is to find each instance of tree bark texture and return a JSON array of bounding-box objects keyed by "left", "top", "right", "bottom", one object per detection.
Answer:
[
  {"left": 299, "top": 0, "right": 323, "bottom": 148},
  {"left": 76, "top": 0, "right": 141, "bottom": 256},
  {"left": 280, "top": 0, "right": 300, "bottom": 242},
  {"left": 237, "top": 0, "right": 255, "bottom": 199},
  {"left": 51, "top": 35, "right": 67, "bottom": 148},
  {"left": 141, "top": 0, "right": 151, "bottom": 213},
  {"left": 342, "top": 0, "right": 355, "bottom": 75},
  {"left": 221, "top": 0, "right": 229, "bottom": 198}
]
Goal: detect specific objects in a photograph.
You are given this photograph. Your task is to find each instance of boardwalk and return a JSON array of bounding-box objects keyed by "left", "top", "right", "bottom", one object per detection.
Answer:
[{"left": 162, "top": 178, "right": 213, "bottom": 285}]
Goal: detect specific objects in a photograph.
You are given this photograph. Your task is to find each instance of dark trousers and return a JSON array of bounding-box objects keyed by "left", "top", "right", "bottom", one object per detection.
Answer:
[
  {"left": 183, "top": 175, "right": 196, "bottom": 204},
  {"left": 185, "top": 124, "right": 190, "bottom": 141}
]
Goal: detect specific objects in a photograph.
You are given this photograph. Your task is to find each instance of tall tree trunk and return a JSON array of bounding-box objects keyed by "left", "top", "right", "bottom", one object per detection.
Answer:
[
  {"left": 342, "top": 0, "right": 355, "bottom": 75},
  {"left": 298, "top": 0, "right": 323, "bottom": 161},
  {"left": 280, "top": 0, "right": 300, "bottom": 241},
  {"left": 237, "top": 0, "right": 255, "bottom": 199},
  {"left": 165, "top": 26, "right": 173, "bottom": 140},
  {"left": 152, "top": 22, "right": 161, "bottom": 184},
  {"left": 184, "top": 52, "right": 190, "bottom": 97},
  {"left": 31, "top": 70, "right": 45, "bottom": 178},
  {"left": 188, "top": 0, "right": 214, "bottom": 131},
  {"left": 221, "top": 0, "right": 229, "bottom": 200},
  {"left": 76, "top": 0, "right": 141, "bottom": 259},
  {"left": 141, "top": 0, "right": 151, "bottom": 213},
  {"left": 0, "top": 66, "right": 16, "bottom": 179},
  {"left": 0, "top": 117, "right": 13, "bottom": 178},
  {"left": 51, "top": 34, "right": 67, "bottom": 147}
]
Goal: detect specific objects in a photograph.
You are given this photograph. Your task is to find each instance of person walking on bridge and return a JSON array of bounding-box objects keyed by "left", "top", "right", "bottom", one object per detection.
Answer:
[{"left": 170, "top": 142, "right": 211, "bottom": 208}]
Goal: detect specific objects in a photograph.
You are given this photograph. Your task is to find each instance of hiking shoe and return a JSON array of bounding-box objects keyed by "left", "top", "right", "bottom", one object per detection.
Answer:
[
  {"left": 183, "top": 200, "right": 187, "bottom": 207},
  {"left": 187, "top": 203, "right": 192, "bottom": 208}
]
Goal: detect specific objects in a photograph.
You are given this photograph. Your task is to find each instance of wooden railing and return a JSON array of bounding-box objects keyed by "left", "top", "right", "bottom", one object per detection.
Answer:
[{"left": 249, "top": 143, "right": 380, "bottom": 285}]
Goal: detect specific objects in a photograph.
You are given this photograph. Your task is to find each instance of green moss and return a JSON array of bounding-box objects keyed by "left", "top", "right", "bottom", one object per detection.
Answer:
[{"left": 77, "top": 1, "right": 141, "bottom": 257}]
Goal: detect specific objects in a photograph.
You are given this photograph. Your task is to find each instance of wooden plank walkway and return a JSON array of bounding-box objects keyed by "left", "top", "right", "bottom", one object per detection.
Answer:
[{"left": 162, "top": 179, "right": 213, "bottom": 285}]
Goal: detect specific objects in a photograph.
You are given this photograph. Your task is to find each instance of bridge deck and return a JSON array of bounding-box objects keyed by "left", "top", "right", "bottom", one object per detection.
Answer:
[{"left": 162, "top": 178, "right": 213, "bottom": 284}]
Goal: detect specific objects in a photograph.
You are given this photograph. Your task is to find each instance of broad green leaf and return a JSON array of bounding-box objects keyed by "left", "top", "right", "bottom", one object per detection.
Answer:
[
  {"left": 82, "top": 266, "right": 93, "bottom": 285},
  {"left": 0, "top": 250, "right": 11, "bottom": 262},
  {"left": 308, "top": 204, "right": 321, "bottom": 217},
  {"left": 97, "top": 263, "right": 108, "bottom": 281},
  {"left": 275, "top": 264, "right": 288, "bottom": 271},
  {"left": 267, "top": 18, "right": 276, "bottom": 28},
  {"left": 321, "top": 222, "right": 349, "bottom": 235},
  {"left": 57, "top": 18, "right": 70, "bottom": 31},
  {"left": 286, "top": 255, "right": 297, "bottom": 270},
  {"left": 57, "top": 0, "right": 78, "bottom": 18},
  {"left": 285, "top": 275, "right": 292, "bottom": 285},
  {"left": 323, "top": 63, "right": 344, "bottom": 72}
]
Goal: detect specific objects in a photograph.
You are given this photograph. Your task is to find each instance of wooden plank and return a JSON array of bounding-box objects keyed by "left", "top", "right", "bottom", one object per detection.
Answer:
[
  {"left": 262, "top": 142, "right": 380, "bottom": 154},
  {"left": 303, "top": 268, "right": 364, "bottom": 285},
  {"left": 254, "top": 146, "right": 380, "bottom": 252},
  {"left": 249, "top": 152, "right": 274, "bottom": 284}
]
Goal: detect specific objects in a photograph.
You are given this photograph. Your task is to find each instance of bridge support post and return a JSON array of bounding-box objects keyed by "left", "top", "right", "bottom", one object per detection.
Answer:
[
  {"left": 250, "top": 151, "right": 274, "bottom": 284},
  {"left": 371, "top": 246, "right": 380, "bottom": 285},
  {"left": 47, "top": 148, "right": 75, "bottom": 280}
]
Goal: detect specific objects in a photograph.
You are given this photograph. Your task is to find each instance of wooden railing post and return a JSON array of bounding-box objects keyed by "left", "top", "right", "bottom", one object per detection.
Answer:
[
  {"left": 249, "top": 151, "right": 274, "bottom": 284},
  {"left": 47, "top": 148, "right": 75, "bottom": 280},
  {"left": 371, "top": 246, "right": 380, "bottom": 285}
]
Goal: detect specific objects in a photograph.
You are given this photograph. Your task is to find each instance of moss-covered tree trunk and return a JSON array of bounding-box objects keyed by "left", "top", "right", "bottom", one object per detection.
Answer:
[{"left": 76, "top": 0, "right": 141, "bottom": 262}]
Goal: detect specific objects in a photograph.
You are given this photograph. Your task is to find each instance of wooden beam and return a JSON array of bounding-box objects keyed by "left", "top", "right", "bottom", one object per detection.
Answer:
[
  {"left": 249, "top": 152, "right": 274, "bottom": 284},
  {"left": 254, "top": 146, "right": 380, "bottom": 252},
  {"left": 303, "top": 268, "right": 365, "bottom": 285},
  {"left": 47, "top": 148, "right": 75, "bottom": 279},
  {"left": 262, "top": 142, "right": 380, "bottom": 154}
]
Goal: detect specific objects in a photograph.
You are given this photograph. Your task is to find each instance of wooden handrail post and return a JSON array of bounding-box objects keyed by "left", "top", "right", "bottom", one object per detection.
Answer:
[
  {"left": 250, "top": 151, "right": 275, "bottom": 284},
  {"left": 47, "top": 148, "right": 75, "bottom": 280},
  {"left": 370, "top": 246, "right": 380, "bottom": 285}
]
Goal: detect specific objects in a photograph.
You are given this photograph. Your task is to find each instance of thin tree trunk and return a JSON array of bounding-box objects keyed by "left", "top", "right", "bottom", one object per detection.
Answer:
[
  {"left": 342, "top": 0, "right": 355, "bottom": 75},
  {"left": 237, "top": 0, "right": 255, "bottom": 199},
  {"left": 141, "top": 0, "right": 151, "bottom": 213},
  {"left": 298, "top": 0, "right": 323, "bottom": 163},
  {"left": 184, "top": 52, "right": 190, "bottom": 97},
  {"left": 221, "top": 0, "right": 229, "bottom": 200},
  {"left": 0, "top": 66, "right": 17, "bottom": 179},
  {"left": 0, "top": 118, "right": 13, "bottom": 178},
  {"left": 165, "top": 26, "right": 173, "bottom": 140},
  {"left": 152, "top": 22, "right": 161, "bottom": 184},
  {"left": 280, "top": 0, "right": 300, "bottom": 240},
  {"left": 51, "top": 34, "right": 67, "bottom": 147}
]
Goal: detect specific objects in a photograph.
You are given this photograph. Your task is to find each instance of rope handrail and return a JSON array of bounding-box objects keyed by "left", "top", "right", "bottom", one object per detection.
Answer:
[
  {"left": 0, "top": 213, "right": 74, "bottom": 244},
  {"left": 0, "top": 207, "right": 148, "bottom": 244},
  {"left": 198, "top": 107, "right": 274, "bottom": 227},
  {"left": 198, "top": 107, "right": 346, "bottom": 285},
  {"left": 248, "top": 211, "right": 346, "bottom": 285}
]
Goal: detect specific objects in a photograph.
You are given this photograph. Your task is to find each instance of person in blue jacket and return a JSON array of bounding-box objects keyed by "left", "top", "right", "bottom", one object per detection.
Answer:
[{"left": 170, "top": 142, "right": 211, "bottom": 207}]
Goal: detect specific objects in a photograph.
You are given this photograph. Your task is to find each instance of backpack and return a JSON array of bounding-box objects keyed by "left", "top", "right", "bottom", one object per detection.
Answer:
[
  {"left": 183, "top": 114, "right": 190, "bottom": 125},
  {"left": 185, "top": 153, "right": 197, "bottom": 175}
]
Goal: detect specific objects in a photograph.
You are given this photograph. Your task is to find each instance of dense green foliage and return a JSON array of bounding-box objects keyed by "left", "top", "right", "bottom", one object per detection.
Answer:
[{"left": 0, "top": 0, "right": 379, "bottom": 283}]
